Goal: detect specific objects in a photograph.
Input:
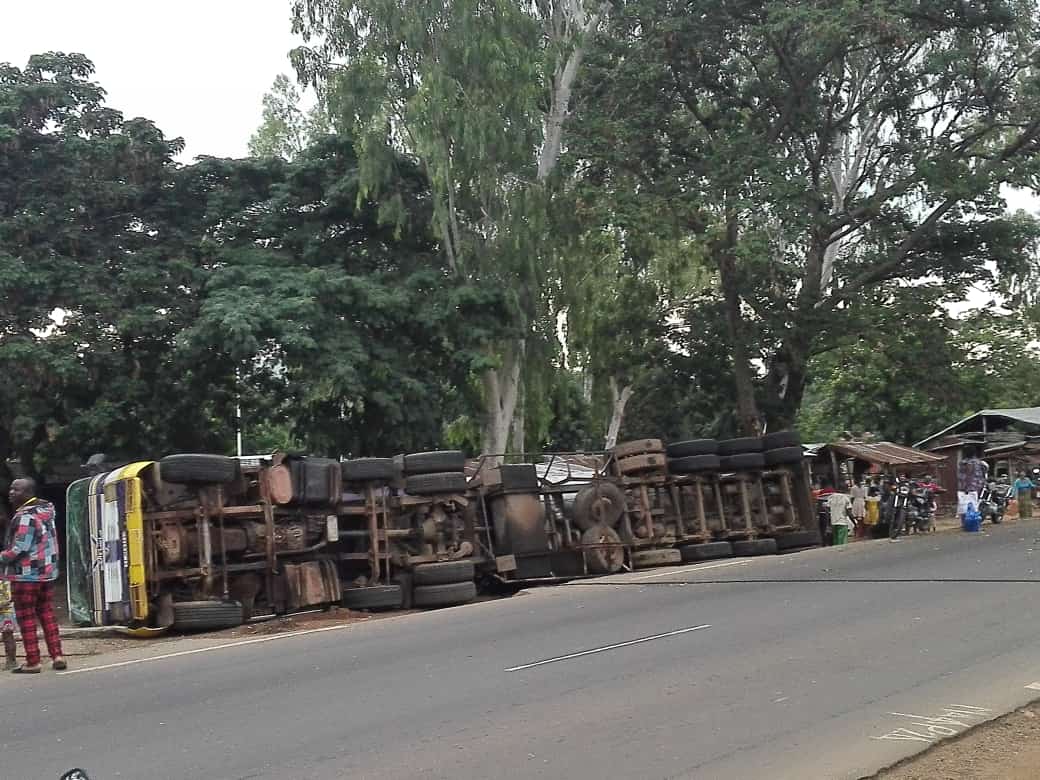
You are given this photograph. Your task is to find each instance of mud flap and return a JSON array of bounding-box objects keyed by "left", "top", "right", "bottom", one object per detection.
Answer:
[{"left": 282, "top": 560, "right": 342, "bottom": 612}]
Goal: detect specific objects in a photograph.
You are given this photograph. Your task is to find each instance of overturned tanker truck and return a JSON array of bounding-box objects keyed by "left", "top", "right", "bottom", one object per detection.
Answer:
[{"left": 65, "top": 432, "right": 815, "bottom": 632}]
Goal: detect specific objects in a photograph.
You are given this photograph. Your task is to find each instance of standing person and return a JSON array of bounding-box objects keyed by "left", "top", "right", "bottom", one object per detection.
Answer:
[
  {"left": 850, "top": 479, "right": 868, "bottom": 538},
  {"left": 1013, "top": 471, "right": 1036, "bottom": 521},
  {"left": 0, "top": 577, "right": 15, "bottom": 670},
  {"left": 0, "top": 478, "right": 66, "bottom": 673},
  {"left": 827, "top": 488, "right": 855, "bottom": 546},
  {"left": 957, "top": 447, "right": 989, "bottom": 522}
]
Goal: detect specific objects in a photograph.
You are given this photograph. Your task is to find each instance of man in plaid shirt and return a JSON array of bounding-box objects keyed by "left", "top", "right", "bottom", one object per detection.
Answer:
[{"left": 1, "top": 478, "right": 66, "bottom": 673}]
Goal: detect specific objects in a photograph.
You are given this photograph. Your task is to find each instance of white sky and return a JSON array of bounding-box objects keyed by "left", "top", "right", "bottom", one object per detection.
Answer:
[{"left": 1, "top": 1, "right": 301, "bottom": 160}]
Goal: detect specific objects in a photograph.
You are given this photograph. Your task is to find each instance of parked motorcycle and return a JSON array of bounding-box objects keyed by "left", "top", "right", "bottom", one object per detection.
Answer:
[
  {"left": 889, "top": 478, "right": 934, "bottom": 538},
  {"left": 888, "top": 478, "right": 913, "bottom": 539},
  {"left": 978, "top": 481, "right": 1008, "bottom": 525}
]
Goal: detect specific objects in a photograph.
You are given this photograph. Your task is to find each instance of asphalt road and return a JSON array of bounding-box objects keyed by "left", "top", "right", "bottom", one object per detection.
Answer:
[{"left": 6, "top": 520, "right": 1040, "bottom": 780}]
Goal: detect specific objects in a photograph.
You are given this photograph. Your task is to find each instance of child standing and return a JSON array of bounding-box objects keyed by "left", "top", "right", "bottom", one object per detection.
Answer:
[
  {"left": 827, "top": 489, "right": 855, "bottom": 545},
  {"left": 0, "top": 579, "right": 16, "bottom": 670}
]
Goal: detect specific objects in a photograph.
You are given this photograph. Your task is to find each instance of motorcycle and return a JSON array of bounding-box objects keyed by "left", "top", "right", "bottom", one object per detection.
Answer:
[
  {"left": 978, "top": 482, "right": 1008, "bottom": 525},
  {"left": 889, "top": 479, "right": 913, "bottom": 539},
  {"left": 889, "top": 479, "right": 934, "bottom": 538},
  {"left": 909, "top": 482, "right": 936, "bottom": 533}
]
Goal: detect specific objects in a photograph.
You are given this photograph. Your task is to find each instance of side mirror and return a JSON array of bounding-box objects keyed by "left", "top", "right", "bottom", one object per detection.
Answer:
[{"left": 61, "top": 771, "right": 91, "bottom": 780}]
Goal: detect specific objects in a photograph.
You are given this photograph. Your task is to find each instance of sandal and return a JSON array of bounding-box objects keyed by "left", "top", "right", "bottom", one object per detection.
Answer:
[
  {"left": 53, "top": 659, "right": 68, "bottom": 671},
  {"left": 11, "top": 665, "right": 41, "bottom": 674}
]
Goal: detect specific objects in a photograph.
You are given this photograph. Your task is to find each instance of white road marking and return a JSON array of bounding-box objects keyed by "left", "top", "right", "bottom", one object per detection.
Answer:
[
  {"left": 504, "top": 624, "right": 711, "bottom": 672},
  {"left": 58, "top": 622, "right": 366, "bottom": 675},
  {"left": 631, "top": 559, "right": 751, "bottom": 581},
  {"left": 1025, "top": 682, "right": 1040, "bottom": 690}
]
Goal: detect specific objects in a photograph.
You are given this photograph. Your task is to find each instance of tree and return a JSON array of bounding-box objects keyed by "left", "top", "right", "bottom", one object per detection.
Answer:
[
  {"left": 578, "top": 0, "right": 1040, "bottom": 433},
  {"left": 290, "top": 0, "right": 611, "bottom": 459},
  {"left": 797, "top": 296, "right": 1040, "bottom": 444},
  {"left": 182, "top": 137, "right": 506, "bottom": 457},
  {"left": 0, "top": 53, "right": 226, "bottom": 482},
  {"left": 248, "top": 74, "right": 328, "bottom": 160},
  {"left": 0, "top": 53, "right": 505, "bottom": 486}
]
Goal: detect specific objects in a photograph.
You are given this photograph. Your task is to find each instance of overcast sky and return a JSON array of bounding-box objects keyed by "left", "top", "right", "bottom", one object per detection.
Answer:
[{"left": 1, "top": 1, "right": 301, "bottom": 160}]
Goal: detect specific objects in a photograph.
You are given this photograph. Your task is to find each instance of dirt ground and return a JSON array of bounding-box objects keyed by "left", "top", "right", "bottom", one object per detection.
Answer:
[{"left": 873, "top": 703, "right": 1040, "bottom": 780}]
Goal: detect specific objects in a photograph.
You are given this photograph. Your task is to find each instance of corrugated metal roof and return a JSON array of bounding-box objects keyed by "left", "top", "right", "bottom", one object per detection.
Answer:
[
  {"left": 915, "top": 407, "right": 1040, "bottom": 449},
  {"left": 825, "top": 441, "right": 945, "bottom": 466}
]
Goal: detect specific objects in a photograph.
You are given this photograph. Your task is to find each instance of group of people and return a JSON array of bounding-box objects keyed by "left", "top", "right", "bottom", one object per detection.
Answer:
[
  {"left": 0, "top": 478, "right": 66, "bottom": 673},
  {"left": 815, "top": 474, "right": 929, "bottom": 545},
  {"left": 957, "top": 448, "right": 1035, "bottom": 522},
  {"left": 814, "top": 449, "right": 1039, "bottom": 547}
]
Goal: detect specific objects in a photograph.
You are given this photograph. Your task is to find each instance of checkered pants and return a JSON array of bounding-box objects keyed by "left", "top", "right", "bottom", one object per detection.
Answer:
[{"left": 12, "top": 581, "right": 63, "bottom": 667}]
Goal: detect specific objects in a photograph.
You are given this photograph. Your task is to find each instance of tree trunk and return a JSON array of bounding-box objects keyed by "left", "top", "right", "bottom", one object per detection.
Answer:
[
  {"left": 604, "top": 377, "right": 634, "bottom": 450},
  {"left": 511, "top": 380, "right": 526, "bottom": 456},
  {"left": 715, "top": 216, "right": 762, "bottom": 436},
  {"left": 481, "top": 340, "right": 525, "bottom": 465}
]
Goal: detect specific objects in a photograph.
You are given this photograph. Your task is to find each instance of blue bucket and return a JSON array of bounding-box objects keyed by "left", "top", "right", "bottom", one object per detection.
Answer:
[{"left": 962, "top": 503, "right": 982, "bottom": 532}]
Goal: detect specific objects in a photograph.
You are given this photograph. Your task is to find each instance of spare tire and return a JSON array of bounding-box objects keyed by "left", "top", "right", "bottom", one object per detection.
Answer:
[
  {"left": 680, "top": 541, "right": 733, "bottom": 562},
  {"left": 403, "top": 451, "right": 465, "bottom": 475},
  {"left": 732, "top": 538, "right": 778, "bottom": 556},
  {"left": 613, "top": 439, "right": 665, "bottom": 459},
  {"left": 172, "top": 600, "right": 244, "bottom": 632},
  {"left": 718, "top": 437, "right": 764, "bottom": 456},
  {"left": 763, "top": 430, "right": 802, "bottom": 450},
  {"left": 669, "top": 454, "right": 722, "bottom": 474},
  {"left": 160, "top": 454, "right": 238, "bottom": 485},
  {"left": 616, "top": 452, "right": 668, "bottom": 475},
  {"left": 342, "top": 457, "right": 398, "bottom": 483},
  {"left": 582, "top": 524, "right": 624, "bottom": 574},
  {"left": 573, "top": 482, "right": 627, "bottom": 531},
  {"left": 722, "top": 453, "right": 766, "bottom": 471},
  {"left": 632, "top": 548, "right": 682, "bottom": 569},
  {"left": 413, "top": 580, "right": 477, "bottom": 608},
  {"left": 412, "top": 559, "right": 475, "bottom": 586},
  {"left": 764, "top": 446, "right": 805, "bottom": 467},
  {"left": 666, "top": 439, "right": 719, "bottom": 458},
  {"left": 341, "top": 585, "right": 403, "bottom": 610},
  {"left": 404, "top": 472, "right": 468, "bottom": 495}
]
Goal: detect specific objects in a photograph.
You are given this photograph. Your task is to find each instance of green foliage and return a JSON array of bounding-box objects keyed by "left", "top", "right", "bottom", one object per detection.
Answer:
[
  {"left": 0, "top": 53, "right": 505, "bottom": 483},
  {"left": 248, "top": 74, "right": 328, "bottom": 160},
  {"left": 576, "top": 0, "right": 1040, "bottom": 432},
  {"left": 797, "top": 299, "right": 1040, "bottom": 444}
]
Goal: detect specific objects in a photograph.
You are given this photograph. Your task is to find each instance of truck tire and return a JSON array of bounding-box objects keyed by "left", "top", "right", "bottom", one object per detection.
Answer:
[
  {"left": 680, "top": 541, "right": 733, "bottom": 562},
  {"left": 732, "top": 538, "right": 778, "bottom": 556},
  {"left": 613, "top": 439, "right": 665, "bottom": 458},
  {"left": 412, "top": 560, "right": 475, "bottom": 586},
  {"left": 632, "top": 548, "right": 682, "bottom": 569},
  {"left": 403, "top": 451, "right": 465, "bottom": 476},
  {"left": 404, "top": 472, "right": 468, "bottom": 495},
  {"left": 160, "top": 454, "right": 238, "bottom": 485},
  {"left": 774, "top": 530, "right": 820, "bottom": 551},
  {"left": 582, "top": 524, "right": 624, "bottom": 574},
  {"left": 413, "top": 580, "right": 477, "bottom": 608},
  {"left": 763, "top": 430, "right": 802, "bottom": 450},
  {"left": 172, "top": 600, "right": 244, "bottom": 632},
  {"left": 721, "top": 453, "right": 766, "bottom": 471},
  {"left": 666, "top": 439, "right": 718, "bottom": 458},
  {"left": 573, "top": 482, "right": 627, "bottom": 531},
  {"left": 669, "top": 454, "right": 721, "bottom": 474},
  {"left": 342, "top": 457, "right": 398, "bottom": 483},
  {"left": 301, "top": 457, "right": 341, "bottom": 504},
  {"left": 763, "top": 446, "right": 804, "bottom": 467},
  {"left": 341, "top": 585, "right": 403, "bottom": 610},
  {"left": 718, "top": 437, "right": 764, "bottom": 456}
]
